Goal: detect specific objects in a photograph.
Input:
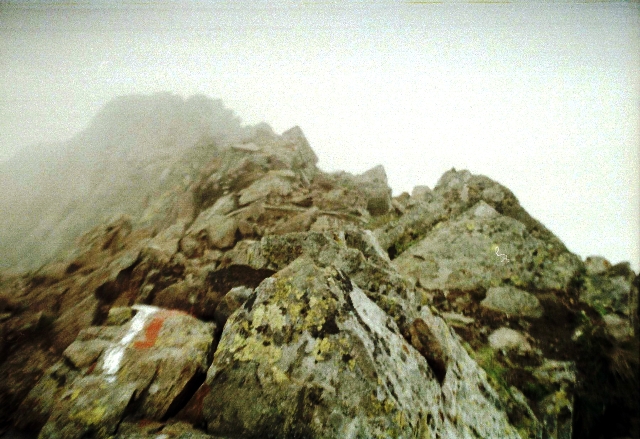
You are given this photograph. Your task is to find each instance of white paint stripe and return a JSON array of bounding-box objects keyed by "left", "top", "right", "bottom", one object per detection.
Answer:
[{"left": 101, "top": 305, "right": 160, "bottom": 378}]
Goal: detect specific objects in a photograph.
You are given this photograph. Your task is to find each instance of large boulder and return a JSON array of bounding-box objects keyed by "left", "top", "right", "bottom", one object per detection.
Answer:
[
  {"left": 238, "top": 172, "right": 295, "bottom": 206},
  {"left": 186, "top": 257, "right": 520, "bottom": 438},
  {"left": 355, "top": 165, "right": 393, "bottom": 216},
  {"left": 184, "top": 214, "right": 238, "bottom": 252},
  {"left": 488, "top": 327, "right": 533, "bottom": 354},
  {"left": 16, "top": 305, "right": 215, "bottom": 438},
  {"left": 579, "top": 259, "right": 638, "bottom": 320},
  {"left": 393, "top": 200, "right": 582, "bottom": 292}
]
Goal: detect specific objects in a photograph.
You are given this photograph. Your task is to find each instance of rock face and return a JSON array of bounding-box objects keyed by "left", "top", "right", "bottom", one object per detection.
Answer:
[
  {"left": 16, "top": 305, "right": 214, "bottom": 438},
  {"left": 192, "top": 257, "right": 518, "bottom": 438},
  {"left": 0, "top": 94, "right": 638, "bottom": 439}
]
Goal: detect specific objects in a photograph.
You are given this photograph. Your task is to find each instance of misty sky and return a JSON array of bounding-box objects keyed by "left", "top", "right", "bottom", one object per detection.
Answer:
[{"left": 1, "top": 1, "right": 638, "bottom": 271}]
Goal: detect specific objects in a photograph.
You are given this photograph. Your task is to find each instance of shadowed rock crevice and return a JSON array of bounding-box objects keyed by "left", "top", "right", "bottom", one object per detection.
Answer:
[
  {"left": 206, "top": 266, "right": 275, "bottom": 294},
  {"left": 162, "top": 369, "right": 208, "bottom": 421},
  {"left": 402, "top": 318, "right": 448, "bottom": 385},
  {"left": 94, "top": 267, "right": 140, "bottom": 322}
]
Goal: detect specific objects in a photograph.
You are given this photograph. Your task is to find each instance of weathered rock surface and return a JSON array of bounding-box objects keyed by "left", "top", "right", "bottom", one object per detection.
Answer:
[
  {"left": 192, "top": 257, "right": 520, "bottom": 438},
  {"left": 16, "top": 305, "right": 215, "bottom": 438},
  {"left": 488, "top": 327, "right": 533, "bottom": 353},
  {"left": 392, "top": 199, "right": 582, "bottom": 292},
  {"left": 0, "top": 95, "right": 637, "bottom": 439},
  {"left": 481, "top": 286, "right": 544, "bottom": 318},
  {"left": 213, "top": 286, "right": 253, "bottom": 329},
  {"left": 579, "top": 258, "right": 638, "bottom": 321}
]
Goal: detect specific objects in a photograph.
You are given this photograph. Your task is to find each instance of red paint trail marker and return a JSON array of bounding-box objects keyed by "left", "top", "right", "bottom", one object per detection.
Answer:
[
  {"left": 134, "top": 309, "right": 188, "bottom": 349},
  {"left": 134, "top": 316, "right": 165, "bottom": 349}
]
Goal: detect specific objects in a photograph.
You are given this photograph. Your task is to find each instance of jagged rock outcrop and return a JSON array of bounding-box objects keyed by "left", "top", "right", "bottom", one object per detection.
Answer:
[
  {"left": 183, "top": 257, "right": 519, "bottom": 438},
  {"left": 0, "top": 95, "right": 637, "bottom": 439}
]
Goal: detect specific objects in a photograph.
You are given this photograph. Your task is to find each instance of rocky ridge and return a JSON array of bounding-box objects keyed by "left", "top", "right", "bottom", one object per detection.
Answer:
[{"left": 0, "top": 95, "right": 638, "bottom": 439}]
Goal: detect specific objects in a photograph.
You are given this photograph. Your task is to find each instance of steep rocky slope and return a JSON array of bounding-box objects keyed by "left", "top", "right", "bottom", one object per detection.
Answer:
[{"left": 0, "top": 95, "right": 637, "bottom": 439}]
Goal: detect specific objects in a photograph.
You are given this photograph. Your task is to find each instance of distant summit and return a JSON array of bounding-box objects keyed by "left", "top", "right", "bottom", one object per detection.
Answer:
[
  {"left": 0, "top": 93, "right": 248, "bottom": 272},
  {"left": 79, "top": 93, "right": 245, "bottom": 155}
]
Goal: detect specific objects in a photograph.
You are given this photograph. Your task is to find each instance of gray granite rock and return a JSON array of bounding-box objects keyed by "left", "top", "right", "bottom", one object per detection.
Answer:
[{"left": 194, "top": 257, "right": 520, "bottom": 439}]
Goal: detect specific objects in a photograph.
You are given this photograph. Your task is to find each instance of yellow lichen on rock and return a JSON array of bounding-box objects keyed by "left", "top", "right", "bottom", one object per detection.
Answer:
[
  {"left": 234, "top": 337, "right": 282, "bottom": 364},
  {"left": 227, "top": 333, "right": 247, "bottom": 354},
  {"left": 251, "top": 305, "right": 266, "bottom": 327},
  {"left": 313, "top": 337, "right": 332, "bottom": 361},
  {"left": 271, "top": 366, "right": 289, "bottom": 383},
  {"left": 272, "top": 276, "right": 302, "bottom": 304},
  {"left": 265, "top": 304, "right": 286, "bottom": 332},
  {"left": 69, "top": 405, "right": 106, "bottom": 426},
  {"left": 304, "top": 296, "right": 328, "bottom": 332}
]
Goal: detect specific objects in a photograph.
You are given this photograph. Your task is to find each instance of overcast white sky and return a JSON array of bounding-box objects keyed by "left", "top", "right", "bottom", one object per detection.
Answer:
[{"left": 1, "top": 0, "right": 638, "bottom": 271}]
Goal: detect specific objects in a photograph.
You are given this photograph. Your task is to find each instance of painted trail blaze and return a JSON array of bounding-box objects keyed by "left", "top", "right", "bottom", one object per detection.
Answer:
[
  {"left": 134, "top": 309, "right": 187, "bottom": 349},
  {"left": 134, "top": 316, "right": 165, "bottom": 349}
]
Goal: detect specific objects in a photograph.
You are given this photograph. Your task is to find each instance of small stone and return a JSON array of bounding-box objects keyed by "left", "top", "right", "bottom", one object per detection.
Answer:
[
  {"left": 186, "top": 214, "right": 238, "bottom": 250},
  {"left": 208, "top": 194, "right": 238, "bottom": 216},
  {"left": 533, "top": 360, "right": 576, "bottom": 386},
  {"left": 488, "top": 327, "right": 532, "bottom": 353},
  {"left": 481, "top": 286, "right": 543, "bottom": 318},
  {"left": 270, "top": 207, "right": 319, "bottom": 235},
  {"left": 105, "top": 307, "right": 133, "bottom": 326},
  {"left": 442, "top": 312, "right": 475, "bottom": 326},
  {"left": 584, "top": 256, "right": 612, "bottom": 275},
  {"left": 238, "top": 174, "right": 293, "bottom": 206},
  {"left": 473, "top": 201, "right": 499, "bottom": 218},
  {"left": 207, "top": 216, "right": 238, "bottom": 249},
  {"left": 144, "top": 223, "right": 185, "bottom": 261},
  {"left": 603, "top": 313, "right": 632, "bottom": 341}
]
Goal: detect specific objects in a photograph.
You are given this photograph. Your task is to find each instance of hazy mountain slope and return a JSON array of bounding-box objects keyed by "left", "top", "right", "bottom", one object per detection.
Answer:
[
  {"left": 0, "top": 93, "right": 246, "bottom": 272},
  {"left": 0, "top": 94, "right": 637, "bottom": 439}
]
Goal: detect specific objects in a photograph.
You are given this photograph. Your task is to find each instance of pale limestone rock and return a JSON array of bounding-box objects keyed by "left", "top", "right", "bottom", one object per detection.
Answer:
[
  {"left": 208, "top": 193, "right": 237, "bottom": 216},
  {"left": 143, "top": 222, "right": 185, "bottom": 262},
  {"left": 441, "top": 312, "right": 475, "bottom": 326},
  {"left": 270, "top": 207, "right": 319, "bottom": 235},
  {"left": 473, "top": 200, "right": 499, "bottom": 218},
  {"left": 393, "top": 201, "right": 582, "bottom": 292},
  {"left": 411, "top": 185, "right": 431, "bottom": 199},
  {"left": 481, "top": 286, "right": 544, "bottom": 318},
  {"left": 186, "top": 214, "right": 237, "bottom": 250},
  {"left": 488, "top": 327, "right": 532, "bottom": 353}
]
